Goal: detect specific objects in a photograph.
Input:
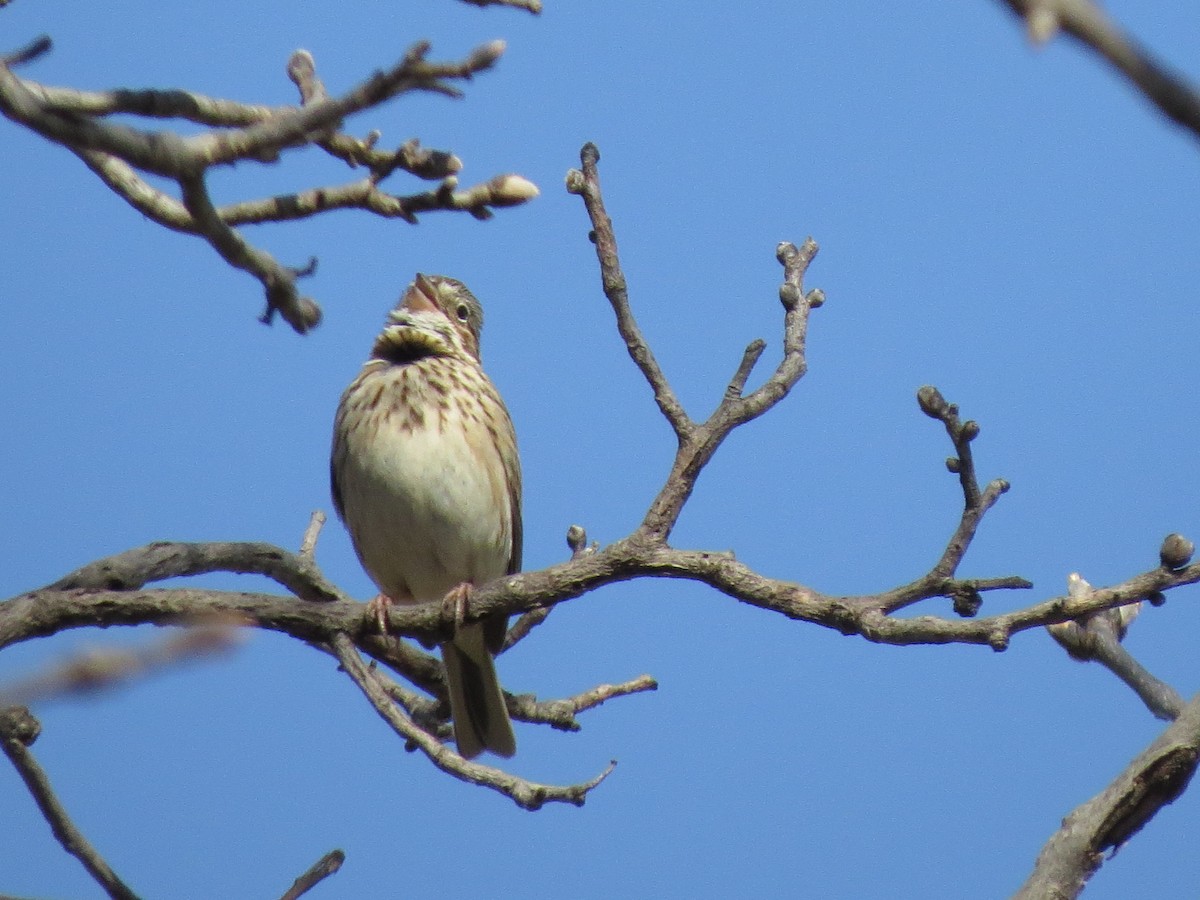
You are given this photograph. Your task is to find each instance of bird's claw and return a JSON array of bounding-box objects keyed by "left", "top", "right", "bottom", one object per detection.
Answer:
[
  {"left": 365, "top": 593, "right": 392, "bottom": 634},
  {"left": 441, "top": 582, "right": 473, "bottom": 637}
]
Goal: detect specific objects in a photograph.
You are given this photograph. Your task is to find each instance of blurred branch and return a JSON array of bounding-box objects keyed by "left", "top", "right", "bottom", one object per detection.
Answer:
[
  {"left": 0, "top": 707, "right": 141, "bottom": 900},
  {"left": 0, "top": 38, "right": 536, "bottom": 333},
  {"left": 1015, "top": 693, "right": 1200, "bottom": 899},
  {"left": 456, "top": 0, "right": 543, "bottom": 12},
  {"left": 0, "top": 626, "right": 241, "bottom": 707},
  {"left": 996, "top": 0, "right": 1200, "bottom": 141}
]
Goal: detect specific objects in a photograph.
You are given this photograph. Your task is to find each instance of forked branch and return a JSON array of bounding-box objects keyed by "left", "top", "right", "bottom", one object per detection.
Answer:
[{"left": 0, "top": 37, "right": 537, "bottom": 332}]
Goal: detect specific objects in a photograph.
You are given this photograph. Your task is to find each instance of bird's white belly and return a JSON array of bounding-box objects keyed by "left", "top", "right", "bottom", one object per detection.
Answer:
[{"left": 340, "top": 417, "right": 510, "bottom": 603}]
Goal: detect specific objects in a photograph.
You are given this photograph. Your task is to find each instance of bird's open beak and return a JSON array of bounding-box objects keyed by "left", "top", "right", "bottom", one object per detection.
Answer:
[{"left": 402, "top": 273, "right": 440, "bottom": 314}]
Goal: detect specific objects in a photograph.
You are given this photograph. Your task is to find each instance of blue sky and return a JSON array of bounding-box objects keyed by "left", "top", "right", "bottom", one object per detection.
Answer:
[{"left": 3, "top": 2, "right": 1200, "bottom": 897}]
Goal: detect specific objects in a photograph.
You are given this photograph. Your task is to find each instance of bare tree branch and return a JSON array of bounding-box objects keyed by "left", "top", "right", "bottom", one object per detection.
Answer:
[
  {"left": 0, "top": 39, "right": 536, "bottom": 333},
  {"left": 278, "top": 850, "right": 344, "bottom": 900},
  {"left": 565, "top": 143, "right": 691, "bottom": 440},
  {"left": 299, "top": 511, "right": 327, "bottom": 560},
  {"left": 1048, "top": 573, "right": 1187, "bottom": 722},
  {"left": 0, "top": 707, "right": 141, "bottom": 900},
  {"left": 503, "top": 523, "right": 597, "bottom": 652},
  {"left": 1016, "top": 693, "right": 1200, "bottom": 898},
  {"left": 456, "top": 0, "right": 543, "bottom": 12},
  {"left": 0, "top": 627, "right": 240, "bottom": 707},
  {"left": 567, "top": 146, "right": 823, "bottom": 545},
  {"left": 996, "top": 0, "right": 1200, "bottom": 141},
  {"left": 330, "top": 634, "right": 615, "bottom": 809}
]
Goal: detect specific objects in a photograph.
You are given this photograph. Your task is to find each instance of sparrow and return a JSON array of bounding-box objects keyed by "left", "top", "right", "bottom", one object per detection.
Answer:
[{"left": 331, "top": 273, "right": 520, "bottom": 759}]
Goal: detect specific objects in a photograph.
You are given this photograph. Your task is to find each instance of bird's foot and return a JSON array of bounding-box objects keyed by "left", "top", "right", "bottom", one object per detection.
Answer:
[
  {"left": 365, "top": 593, "right": 393, "bottom": 634},
  {"left": 440, "top": 582, "right": 473, "bottom": 637}
]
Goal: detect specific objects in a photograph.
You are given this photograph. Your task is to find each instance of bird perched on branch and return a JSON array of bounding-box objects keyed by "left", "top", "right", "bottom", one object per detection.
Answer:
[{"left": 331, "top": 274, "right": 520, "bottom": 759}]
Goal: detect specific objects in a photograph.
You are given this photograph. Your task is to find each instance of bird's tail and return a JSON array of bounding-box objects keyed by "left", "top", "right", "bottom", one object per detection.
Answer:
[{"left": 442, "top": 622, "right": 516, "bottom": 759}]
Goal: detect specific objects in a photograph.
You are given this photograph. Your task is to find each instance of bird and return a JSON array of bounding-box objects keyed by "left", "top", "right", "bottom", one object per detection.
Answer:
[{"left": 330, "top": 273, "right": 520, "bottom": 759}]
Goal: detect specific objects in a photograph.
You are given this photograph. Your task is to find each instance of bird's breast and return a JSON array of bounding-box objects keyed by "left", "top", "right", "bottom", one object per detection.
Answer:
[{"left": 334, "top": 360, "right": 515, "bottom": 602}]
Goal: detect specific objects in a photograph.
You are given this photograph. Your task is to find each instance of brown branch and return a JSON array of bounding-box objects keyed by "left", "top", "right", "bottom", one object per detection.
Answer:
[
  {"left": 0, "top": 627, "right": 240, "bottom": 707},
  {"left": 180, "top": 171, "right": 322, "bottom": 332},
  {"left": 1, "top": 34, "right": 50, "bottom": 68},
  {"left": 456, "top": 0, "right": 543, "bottom": 12},
  {"left": 506, "top": 675, "right": 659, "bottom": 732},
  {"left": 0, "top": 707, "right": 141, "bottom": 900},
  {"left": 1048, "top": 573, "right": 1186, "bottom": 721},
  {"left": 29, "top": 80, "right": 460, "bottom": 181},
  {"left": 874, "top": 388, "right": 1023, "bottom": 616},
  {"left": 298, "top": 511, "right": 326, "bottom": 560},
  {"left": 566, "top": 143, "right": 690, "bottom": 439},
  {"left": 0, "top": 40, "right": 535, "bottom": 333},
  {"left": 566, "top": 144, "right": 823, "bottom": 544},
  {"left": 24, "top": 537, "right": 643, "bottom": 799},
  {"left": 503, "top": 523, "right": 597, "bottom": 653},
  {"left": 996, "top": 0, "right": 1200, "bottom": 141},
  {"left": 330, "top": 634, "right": 615, "bottom": 810},
  {"left": 278, "top": 850, "right": 344, "bottom": 900},
  {"left": 46, "top": 540, "right": 343, "bottom": 603},
  {"left": 566, "top": 675, "right": 659, "bottom": 717},
  {"left": 5, "top": 529, "right": 1191, "bottom": 667},
  {"left": 916, "top": 385, "right": 986, "bottom": 510},
  {"left": 725, "top": 339, "right": 766, "bottom": 400},
  {"left": 0, "top": 41, "right": 503, "bottom": 177},
  {"left": 1015, "top": 693, "right": 1200, "bottom": 898},
  {"left": 213, "top": 172, "right": 538, "bottom": 227}
]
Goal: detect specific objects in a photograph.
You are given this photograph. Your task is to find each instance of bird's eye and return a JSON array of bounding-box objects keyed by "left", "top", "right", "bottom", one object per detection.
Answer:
[{"left": 455, "top": 303, "right": 470, "bottom": 321}]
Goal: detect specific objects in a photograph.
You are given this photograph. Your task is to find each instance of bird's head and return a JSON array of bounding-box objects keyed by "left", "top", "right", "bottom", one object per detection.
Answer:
[{"left": 371, "top": 274, "right": 484, "bottom": 364}]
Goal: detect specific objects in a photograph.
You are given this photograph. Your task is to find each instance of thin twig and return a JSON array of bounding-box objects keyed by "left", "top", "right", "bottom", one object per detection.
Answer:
[
  {"left": 330, "top": 634, "right": 616, "bottom": 809},
  {"left": 299, "top": 511, "right": 326, "bottom": 560},
  {"left": 506, "top": 675, "right": 659, "bottom": 732},
  {"left": 566, "top": 144, "right": 691, "bottom": 438},
  {"left": 0, "top": 707, "right": 141, "bottom": 900},
  {"left": 502, "top": 607, "right": 552, "bottom": 652},
  {"left": 179, "top": 172, "right": 321, "bottom": 332},
  {"left": 567, "top": 145, "right": 822, "bottom": 544},
  {"left": 725, "top": 339, "right": 766, "bottom": 400},
  {"left": 0, "top": 40, "right": 533, "bottom": 334}
]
